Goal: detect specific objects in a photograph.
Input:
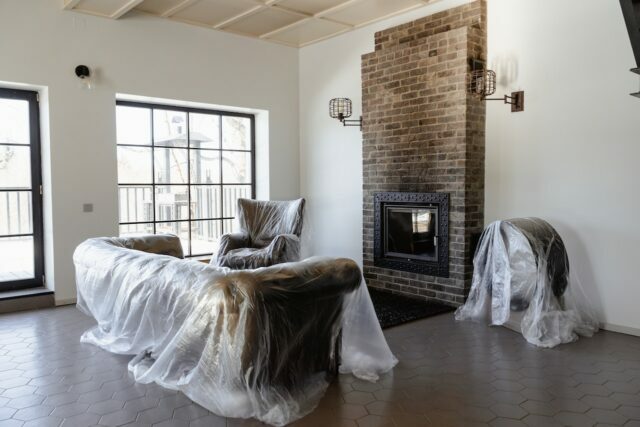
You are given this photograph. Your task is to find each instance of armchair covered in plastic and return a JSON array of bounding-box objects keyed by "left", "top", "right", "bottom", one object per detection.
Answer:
[
  {"left": 455, "top": 218, "right": 598, "bottom": 348},
  {"left": 213, "top": 198, "right": 305, "bottom": 269},
  {"left": 74, "top": 235, "right": 397, "bottom": 426}
]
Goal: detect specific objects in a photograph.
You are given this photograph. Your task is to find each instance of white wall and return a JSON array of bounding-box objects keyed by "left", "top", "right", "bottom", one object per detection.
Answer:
[
  {"left": 0, "top": 0, "right": 299, "bottom": 304},
  {"left": 486, "top": 0, "right": 640, "bottom": 333},
  {"left": 300, "top": 0, "right": 640, "bottom": 333},
  {"left": 299, "top": 0, "right": 472, "bottom": 262},
  {"left": 2, "top": 0, "right": 638, "bottom": 332}
]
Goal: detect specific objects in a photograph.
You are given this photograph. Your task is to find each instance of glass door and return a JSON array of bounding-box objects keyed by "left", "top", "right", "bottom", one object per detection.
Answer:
[{"left": 0, "top": 88, "right": 43, "bottom": 291}]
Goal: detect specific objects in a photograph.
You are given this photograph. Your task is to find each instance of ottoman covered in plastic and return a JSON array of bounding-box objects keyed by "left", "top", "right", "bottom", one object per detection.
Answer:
[{"left": 455, "top": 218, "right": 598, "bottom": 348}]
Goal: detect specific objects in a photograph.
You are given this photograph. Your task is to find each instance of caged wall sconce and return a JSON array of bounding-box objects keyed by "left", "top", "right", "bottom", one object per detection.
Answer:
[
  {"left": 329, "top": 98, "right": 362, "bottom": 130},
  {"left": 468, "top": 60, "right": 524, "bottom": 112}
]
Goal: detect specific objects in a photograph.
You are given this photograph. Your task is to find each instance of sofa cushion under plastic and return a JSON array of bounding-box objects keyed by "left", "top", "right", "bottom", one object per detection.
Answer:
[{"left": 217, "top": 233, "right": 300, "bottom": 269}]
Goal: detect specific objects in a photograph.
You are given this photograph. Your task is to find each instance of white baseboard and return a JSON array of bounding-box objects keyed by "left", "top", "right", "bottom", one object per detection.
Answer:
[
  {"left": 601, "top": 322, "right": 640, "bottom": 337},
  {"left": 55, "top": 297, "right": 77, "bottom": 306},
  {"left": 503, "top": 316, "right": 640, "bottom": 338}
]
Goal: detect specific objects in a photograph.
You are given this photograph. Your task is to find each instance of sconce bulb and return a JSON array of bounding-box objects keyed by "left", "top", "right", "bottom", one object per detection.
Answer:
[{"left": 329, "top": 98, "right": 353, "bottom": 120}]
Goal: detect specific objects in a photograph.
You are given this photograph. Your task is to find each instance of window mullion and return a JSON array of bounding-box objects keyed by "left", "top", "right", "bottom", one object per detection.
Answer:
[
  {"left": 150, "top": 108, "right": 156, "bottom": 235},
  {"left": 116, "top": 101, "right": 253, "bottom": 258},
  {"left": 187, "top": 112, "right": 192, "bottom": 257},
  {"left": 219, "top": 115, "right": 224, "bottom": 234}
]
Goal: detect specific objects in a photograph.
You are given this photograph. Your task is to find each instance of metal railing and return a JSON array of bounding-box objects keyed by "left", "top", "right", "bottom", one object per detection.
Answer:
[
  {"left": 118, "top": 185, "right": 251, "bottom": 241},
  {"left": 0, "top": 191, "right": 32, "bottom": 236}
]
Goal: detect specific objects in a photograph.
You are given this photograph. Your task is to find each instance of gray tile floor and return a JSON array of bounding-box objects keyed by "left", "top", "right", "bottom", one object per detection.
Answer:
[{"left": 1, "top": 306, "right": 639, "bottom": 427}]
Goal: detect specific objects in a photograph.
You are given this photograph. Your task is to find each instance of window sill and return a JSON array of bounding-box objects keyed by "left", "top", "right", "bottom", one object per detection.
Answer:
[
  {"left": 0, "top": 287, "right": 55, "bottom": 314},
  {"left": 0, "top": 286, "right": 53, "bottom": 301}
]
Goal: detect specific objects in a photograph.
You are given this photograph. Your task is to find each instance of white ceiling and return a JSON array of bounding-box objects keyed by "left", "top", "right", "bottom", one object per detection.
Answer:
[{"left": 62, "top": 0, "right": 441, "bottom": 48}]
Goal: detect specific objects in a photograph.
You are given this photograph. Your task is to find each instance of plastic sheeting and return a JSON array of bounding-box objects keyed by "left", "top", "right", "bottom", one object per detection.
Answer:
[
  {"left": 74, "top": 236, "right": 397, "bottom": 426},
  {"left": 214, "top": 198, "right": 305, "bottom": 269},
  {"left": 455, "top": 218, "right": 599, "bottom": 348},
  {"left": 120, "top": 234, "right": 185, "bottom": 259}
]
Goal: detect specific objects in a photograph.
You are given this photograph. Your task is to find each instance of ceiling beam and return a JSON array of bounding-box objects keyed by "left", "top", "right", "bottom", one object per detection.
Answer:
[
  {"left": 270, "top": 4, "right": 313, "bottom": 19},
  {"left": 111, "top": 0, "right": 145, "bottom": 19},
  {"left": 259, "top": 17, "right": 312, "bottom": 39},
  {"left": 62, "top": 0, "right": 81, "bottom": 10},
  {"left": 213, "top": 5, "right": 265, "bottom": 29},
  {"left": 298, "top": 26, "right": 351, "bottom": 47},
  {"left": 314, "top": 0, "right": 363, "bottom": 18},
  {"left": 352, "top": 3, "right": 425, "bottom": 29},
  {"left": 161, "top": 0, "right": 200, "bottom": 18}
]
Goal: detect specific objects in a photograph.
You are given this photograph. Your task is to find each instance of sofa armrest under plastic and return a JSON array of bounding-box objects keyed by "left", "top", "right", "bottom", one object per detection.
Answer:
[
  {"left": 265, "top": 233, "right": 300, "bottom": 264},
  {"left": 120, "top": 234, "right": 184, "bottom": 259}
]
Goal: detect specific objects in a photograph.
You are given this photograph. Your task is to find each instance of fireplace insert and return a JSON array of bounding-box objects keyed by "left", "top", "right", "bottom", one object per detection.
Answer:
[{"left": 373, "top": 192, "right": 449, "bottom": 277}]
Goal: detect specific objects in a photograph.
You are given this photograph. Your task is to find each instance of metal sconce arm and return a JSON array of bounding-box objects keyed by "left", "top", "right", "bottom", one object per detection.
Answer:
[
  {"left": 339, "top": 116, "right": 363, "bottom": 130},
  {"left": 485, "top": 91, "right": 525, "bottom": 112}
]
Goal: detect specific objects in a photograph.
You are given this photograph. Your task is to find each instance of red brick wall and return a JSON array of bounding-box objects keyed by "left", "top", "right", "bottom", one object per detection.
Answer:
[{"left": 361, "top": 1, "right": 486, "bottom": 305}]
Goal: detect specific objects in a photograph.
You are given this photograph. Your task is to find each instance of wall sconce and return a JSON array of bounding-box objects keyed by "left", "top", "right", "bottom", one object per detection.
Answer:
[
  {"left": 75, "top": 65, "right": 93, "bottom": 90},
  {"left": 468, "top": 60, "right": 524, "bottom": 112},
  {"left": 329, "top": 98, "right": 362, "bottom": 130}
]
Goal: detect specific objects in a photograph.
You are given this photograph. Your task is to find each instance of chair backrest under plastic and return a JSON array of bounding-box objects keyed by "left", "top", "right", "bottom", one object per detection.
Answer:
[{"left": 237, "top": 198, "right": 305, "bottom": 248}]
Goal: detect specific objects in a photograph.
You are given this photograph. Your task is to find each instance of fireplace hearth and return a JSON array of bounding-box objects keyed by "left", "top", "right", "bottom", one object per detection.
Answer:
[{"left": 374, "top": 192, "right": 449, "bottom": 277}]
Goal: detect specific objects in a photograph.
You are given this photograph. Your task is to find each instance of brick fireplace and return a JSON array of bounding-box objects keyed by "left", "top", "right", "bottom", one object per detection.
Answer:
[{"left": 361, "top": 1, "right": 486, "bottom": 306}]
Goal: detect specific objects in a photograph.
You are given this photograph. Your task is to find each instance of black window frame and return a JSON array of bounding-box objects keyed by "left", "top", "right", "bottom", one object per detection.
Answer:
[
  {"left": 115, "top": 100, "right": 256, "bottom": 257},
  {"left": 0, "top": 87, "right": 44, "bottom": 291}
]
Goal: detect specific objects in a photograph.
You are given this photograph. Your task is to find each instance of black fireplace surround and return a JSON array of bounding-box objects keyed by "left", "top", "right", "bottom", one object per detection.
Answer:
[{"left": 373, "top": 192, "right": 449, "bottom": 277}]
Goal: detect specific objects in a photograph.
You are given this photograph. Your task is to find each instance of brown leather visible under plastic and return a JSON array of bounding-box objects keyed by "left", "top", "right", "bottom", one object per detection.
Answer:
[
  {"left": 74, "top": 233, "right": 396, "bottom": 425},
  {"left": 214, "top": 198, "right": 306, "bottom": 269}
]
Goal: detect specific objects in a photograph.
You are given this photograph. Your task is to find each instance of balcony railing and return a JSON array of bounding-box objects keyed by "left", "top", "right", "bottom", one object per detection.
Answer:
[
  {"left": 118, "top": 185, "right": 251, "bottom": 255},
  {"left": 0, "top": 191, "right": 32, "bottom": 236}
]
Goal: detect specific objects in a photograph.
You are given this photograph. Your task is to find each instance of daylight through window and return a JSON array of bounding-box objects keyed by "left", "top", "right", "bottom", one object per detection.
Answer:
[{"left": 116, "top": 101, "right": 255, "bottom": 257}]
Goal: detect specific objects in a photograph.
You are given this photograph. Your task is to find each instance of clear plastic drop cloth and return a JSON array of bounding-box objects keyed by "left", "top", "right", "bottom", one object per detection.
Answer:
[
  {"left": 214, "top": 198, "right": 305, "bottom": 269},
  {"left": 455, "top": 218, "right": 599, "bottom": 348},
  {"left": 74, "top": 236, "right": 397, "bottom": 426}
]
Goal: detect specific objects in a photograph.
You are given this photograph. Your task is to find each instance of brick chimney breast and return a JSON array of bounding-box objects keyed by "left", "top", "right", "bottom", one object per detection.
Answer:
[{"left": 361, "top": 1, "right": 486, "bottom": 305}]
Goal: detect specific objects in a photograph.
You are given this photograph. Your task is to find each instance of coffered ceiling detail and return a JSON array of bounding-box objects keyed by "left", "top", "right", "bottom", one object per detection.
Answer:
[{"left": 62, "top": 0, "right": 442, "bottom": 47}]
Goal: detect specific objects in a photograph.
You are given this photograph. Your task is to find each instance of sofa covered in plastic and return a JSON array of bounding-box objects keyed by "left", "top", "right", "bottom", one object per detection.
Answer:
[
  {"left": 73, "top": 234, "right": 396, "bottom": 426},
  {"left": 213, "top": 198, "right": 305, "bottom": 269}
]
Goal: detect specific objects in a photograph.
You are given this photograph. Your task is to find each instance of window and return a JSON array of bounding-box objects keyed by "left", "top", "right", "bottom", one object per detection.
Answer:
[
  {"left": 116, "top": 101, "right": 255, "bottom": 257},
  {"left": 0, "top": 88, "right": 44, "bottom": 290}
]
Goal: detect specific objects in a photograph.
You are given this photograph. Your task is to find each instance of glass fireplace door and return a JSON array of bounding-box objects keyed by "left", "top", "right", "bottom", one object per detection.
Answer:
[
  {"left": 384, "top": 205, "right": 439, "bottom": 262},
  {"left": 0, "top": 88, "right": 44, "bottom": 290}
]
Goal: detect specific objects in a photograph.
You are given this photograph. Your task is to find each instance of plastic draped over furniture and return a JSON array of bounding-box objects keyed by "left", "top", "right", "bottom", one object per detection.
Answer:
[
  {"left": 74, "top": 235, "right": 397, "bottom": 426},
  {"left": 214, "top": 198, "right": 305, "bottom": 269},
  {"left": 455, "top": 218, "right": 599, "bottom": 348},
  {"left": 120, "top": 233, "right": 185, "bottom": 259}
]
